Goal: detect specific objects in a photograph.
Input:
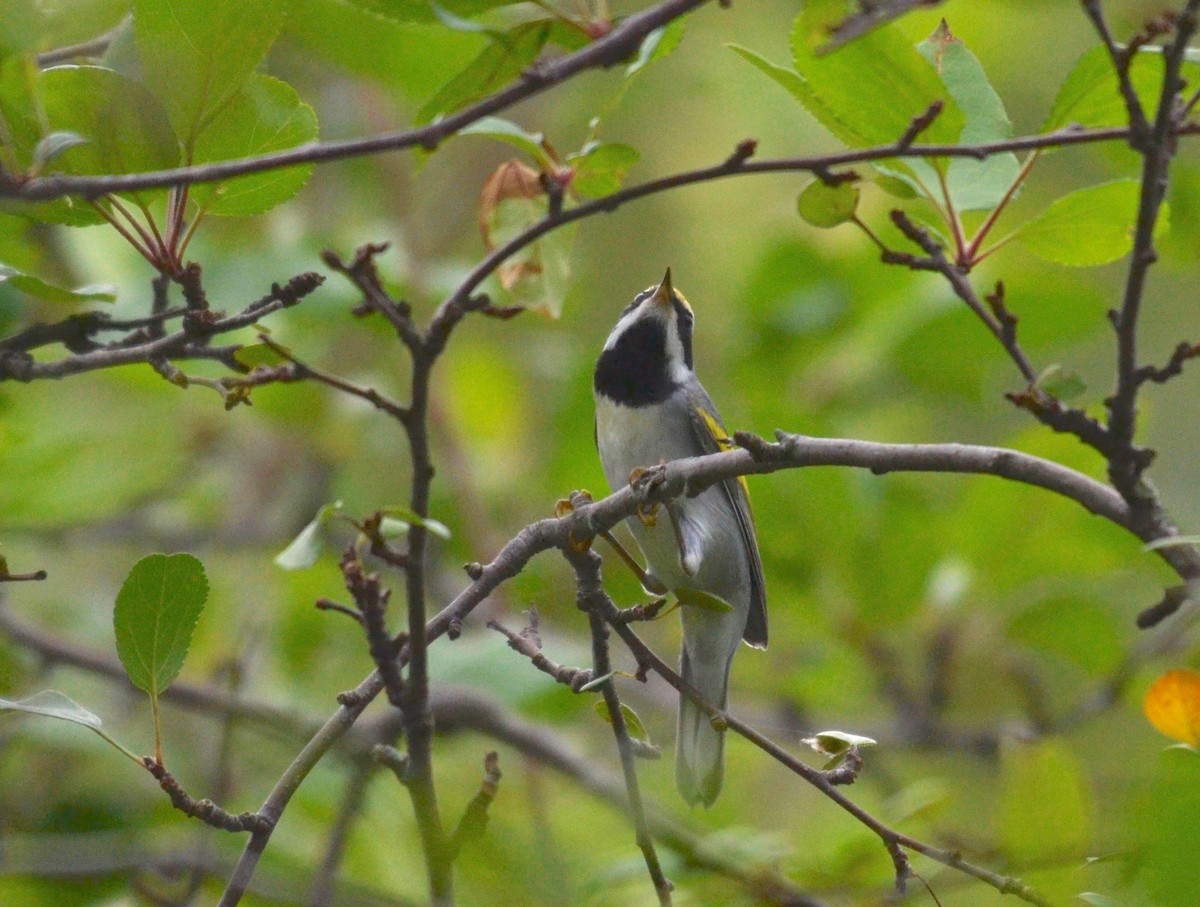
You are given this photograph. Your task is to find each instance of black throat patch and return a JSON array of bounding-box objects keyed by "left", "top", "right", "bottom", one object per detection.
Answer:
[{"left": 594, "top": 318, "right": 678, "bottom": 407}]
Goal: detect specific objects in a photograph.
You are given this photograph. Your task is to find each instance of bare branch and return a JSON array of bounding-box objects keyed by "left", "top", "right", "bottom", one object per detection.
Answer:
[
  {"left": 579, "top": 570, "right": 673, "bottom": 906},
  {"left": 142, "top": 759, "right": 273, "bottom": 834},
  {"left": 487, "top": 608, "right": 595, "bottom": 691},
  {"left": 1102, "top": 1, "right": 1200, "bottom": 501}
]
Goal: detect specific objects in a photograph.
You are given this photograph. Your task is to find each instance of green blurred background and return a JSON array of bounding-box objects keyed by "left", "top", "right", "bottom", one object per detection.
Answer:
[{"left": 3, "top": 0, "right": 1200, "bottom": 904}]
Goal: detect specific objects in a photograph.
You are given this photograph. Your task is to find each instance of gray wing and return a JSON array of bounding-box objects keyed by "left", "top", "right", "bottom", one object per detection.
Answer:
[{"left": 683, "top": 382, "right": 768, "bottom": 648}]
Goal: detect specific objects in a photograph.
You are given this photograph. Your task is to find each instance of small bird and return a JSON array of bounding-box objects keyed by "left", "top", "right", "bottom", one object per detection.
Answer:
[{"left": 593, "top": 269, "right": 767, "bottom": 807}]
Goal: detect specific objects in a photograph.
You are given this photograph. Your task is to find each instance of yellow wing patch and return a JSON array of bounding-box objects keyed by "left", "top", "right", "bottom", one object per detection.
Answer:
[{"left": 698, "top": 407, "right": 750, "bottom": 497}]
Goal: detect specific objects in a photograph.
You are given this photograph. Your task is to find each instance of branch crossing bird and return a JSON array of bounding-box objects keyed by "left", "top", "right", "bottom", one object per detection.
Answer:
[{"left": 593, "top": 269, "right": 767, "bottom": 806}]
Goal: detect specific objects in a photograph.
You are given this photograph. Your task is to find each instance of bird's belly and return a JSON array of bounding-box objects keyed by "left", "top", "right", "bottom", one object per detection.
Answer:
[{"left": 594, "top": 395, "right": 748, "bottom": 600}]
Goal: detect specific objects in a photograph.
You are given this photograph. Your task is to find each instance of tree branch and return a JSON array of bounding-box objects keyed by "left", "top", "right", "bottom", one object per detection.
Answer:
[
  {"left": 579, "top": 566, "right": 673, "bottom": 906},
  {"left": 1102, "top": 0, "right": 1200, "bottom": 502},
  {"left": 2, "top": 0, "right": 716, "bottom": 202}
]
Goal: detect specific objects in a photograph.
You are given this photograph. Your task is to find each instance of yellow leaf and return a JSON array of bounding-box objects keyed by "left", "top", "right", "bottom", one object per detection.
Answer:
[{"left": 1144, "top": 669, "right": 1200, "bottom": 746}]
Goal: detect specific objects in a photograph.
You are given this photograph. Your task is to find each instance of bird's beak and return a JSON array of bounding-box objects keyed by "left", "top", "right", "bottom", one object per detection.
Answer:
[{"left": 650, "top": 268, "right": 674, "bottom": 308}]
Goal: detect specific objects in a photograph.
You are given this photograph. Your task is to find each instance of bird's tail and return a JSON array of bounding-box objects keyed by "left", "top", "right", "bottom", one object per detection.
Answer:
[{"left": 675, "top": 642, "right": 734, "bottom": 807}]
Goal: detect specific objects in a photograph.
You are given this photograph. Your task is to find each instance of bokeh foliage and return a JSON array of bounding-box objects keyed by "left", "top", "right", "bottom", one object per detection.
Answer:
[{"left": 2, "top": 0, "right": 1200, "bottom": 905}]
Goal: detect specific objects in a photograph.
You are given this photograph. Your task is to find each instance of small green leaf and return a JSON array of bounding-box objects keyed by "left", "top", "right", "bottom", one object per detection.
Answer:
[
  {"left": 0, "top": 263, "right": 116, "bottom": 303},
  {"left": 378, "top": 516, "right": 411, "bottom": 539},
  {"left": 135, "top": 0, "right": 286, "bottom": 149},
  {"left": 233, "top": 342, "right": 291, "bottom": 368},
  {"left": 190, "top": 74, "right": 319, "bottom": 216},
  {"left": 1014, "top": 180, "right": 1168, "bottom": 267},
  {"left": 1, "top": 689, "right": 103, "bottom": 731},
  {"left": 594, "top": 699, "right": 649, "bottom": 742},
  {"left": 568, "top": 142, "right": 639, "bottom": 198},
  {"left": 31, "top": 130, "right": 87, "bottom": 171},
  {"left": 275, "top": 501, "right": 344, "bottom": 570},
  {"left": 803, "top": 730, "right": 878, "bottom": 756},
  {"left": 797, "top": 179, "right": 860, "bottom": 228},
  {"left": 457, "top": 116, "right": 555, "bottom": 170},
  {"left": 380, "top": 506, "right": 452, "bottom": 540},
  {"left": 113, "top": 553, "right": 209, "bottom": 697},
  {"left": 0, "top": 690, "right": 142, "bottom": 763},
  {"left": 626, "top": 20, "right": 685, "bottom": 79},
  {"left": 418, "top": 21, "right": 551, "bottom": 125},
  {"left": 1036, "top": 364, "right": 1087, "bottom": 401},
  {"left": 675, "top": 587, "right": 734, "bottom": 613}
]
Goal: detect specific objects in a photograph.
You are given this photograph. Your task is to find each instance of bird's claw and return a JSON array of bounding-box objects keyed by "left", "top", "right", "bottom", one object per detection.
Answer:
[
  {"left": 556, "top": 491, "right": 593, "bottom": 552},
  {"left": 629, "top": 465, "right": 665, "bottom": 526}
]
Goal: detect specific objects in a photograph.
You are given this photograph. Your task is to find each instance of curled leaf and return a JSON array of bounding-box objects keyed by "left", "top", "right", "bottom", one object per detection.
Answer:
[
  {"left": 594, "top": 699, "right": 650, "bottom": 742},
  {"left": 802, "top": 730, "right": 877, "bottom": 756}
]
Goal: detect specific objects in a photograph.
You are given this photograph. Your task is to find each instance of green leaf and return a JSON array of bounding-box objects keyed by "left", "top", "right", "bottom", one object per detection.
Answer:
[
  {"left": 30, "top": 130, "right": 87, "bottom": 171},
  {"left": 275, "top": 500, "right": 344, "bottom": 570},
  {"left": 418, "top": 21, "right": 551, "bottom": 125},
  {"left": 457, "top": 116, "right": 554, "bottom": 170},
  {"left": 626, "top": 20, "right": 685, "bottom": 79},
  {"left": 1, "top": 689, "right": 103, "bottom": 731},
  {"left": 380, "top": 506, "right": 452, "bottom": 540},
  {"left": 0, "top": 263, "right": 116, "bottom": 302},
  {"left": 785, "top": 0, "right": 963, "bottom": 150},
  {"left": 285, "top": 0, "right": 486, "bottom": 100},
  {"left": 594, "top": 699, "right": 649, "bottom": 742},
  {"left": 0, "top": 690, "right": 142, "bottom": 763},
  {"left": 1014, "top": 180, "right": 1169, "bottom": 267},
  {"left": 113, "top": 553, "right": 210, "bottom": 697},
  {"left": 1000, "top": 738, "right": 1093, "bottom": 864},
  {"left": 134, "top": 0, "right": 286, "bottom": 149},
  {"left": 568, "top": 143, "right": 639, "bottom": 198},
  {"left": 22, "top": 65, "right": 178, "bottom": 223},
  {"left": 803, "top": 730, "right": 878, "bottom": 756},
  {"left": 1044, "top": 45, "right": 1163, "bottom": 133},
  {"left": 675, "top": 587, "right": 734, "bottom": 613},
  {"left": 1036, "top": 363, "right": 1087, "bottom": 402},
  {"left": 233, "top": 342, "right": 292, "bottom": 368},
  {"left": 797, "top": 179, "right": 860, "bottom": 228},
  {"left": 189, "top": 74, "right": 318, "bottom": 216},
  {"left": 917, "top": 21, "right": 1019, "bottom": 211}
]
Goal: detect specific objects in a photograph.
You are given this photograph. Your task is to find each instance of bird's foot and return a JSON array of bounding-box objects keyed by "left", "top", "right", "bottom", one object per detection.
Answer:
[{"left": 555, "top": 491, "right": 593, "bottom": 553}]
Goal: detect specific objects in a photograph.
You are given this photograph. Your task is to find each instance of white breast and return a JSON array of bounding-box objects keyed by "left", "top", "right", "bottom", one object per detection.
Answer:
[{"left": 594, "top": 393, "right": 749, "bottom": 600}]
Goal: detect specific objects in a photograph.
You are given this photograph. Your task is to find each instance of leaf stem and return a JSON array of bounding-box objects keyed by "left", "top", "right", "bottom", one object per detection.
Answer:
[{"left": 963, "top": 149, "right": 1040, "bottom": 265}]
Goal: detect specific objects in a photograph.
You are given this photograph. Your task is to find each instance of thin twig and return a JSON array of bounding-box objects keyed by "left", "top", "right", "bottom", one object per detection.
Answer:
[{"left": 580, "top": 574, "right": 673, "bottom": 907}]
